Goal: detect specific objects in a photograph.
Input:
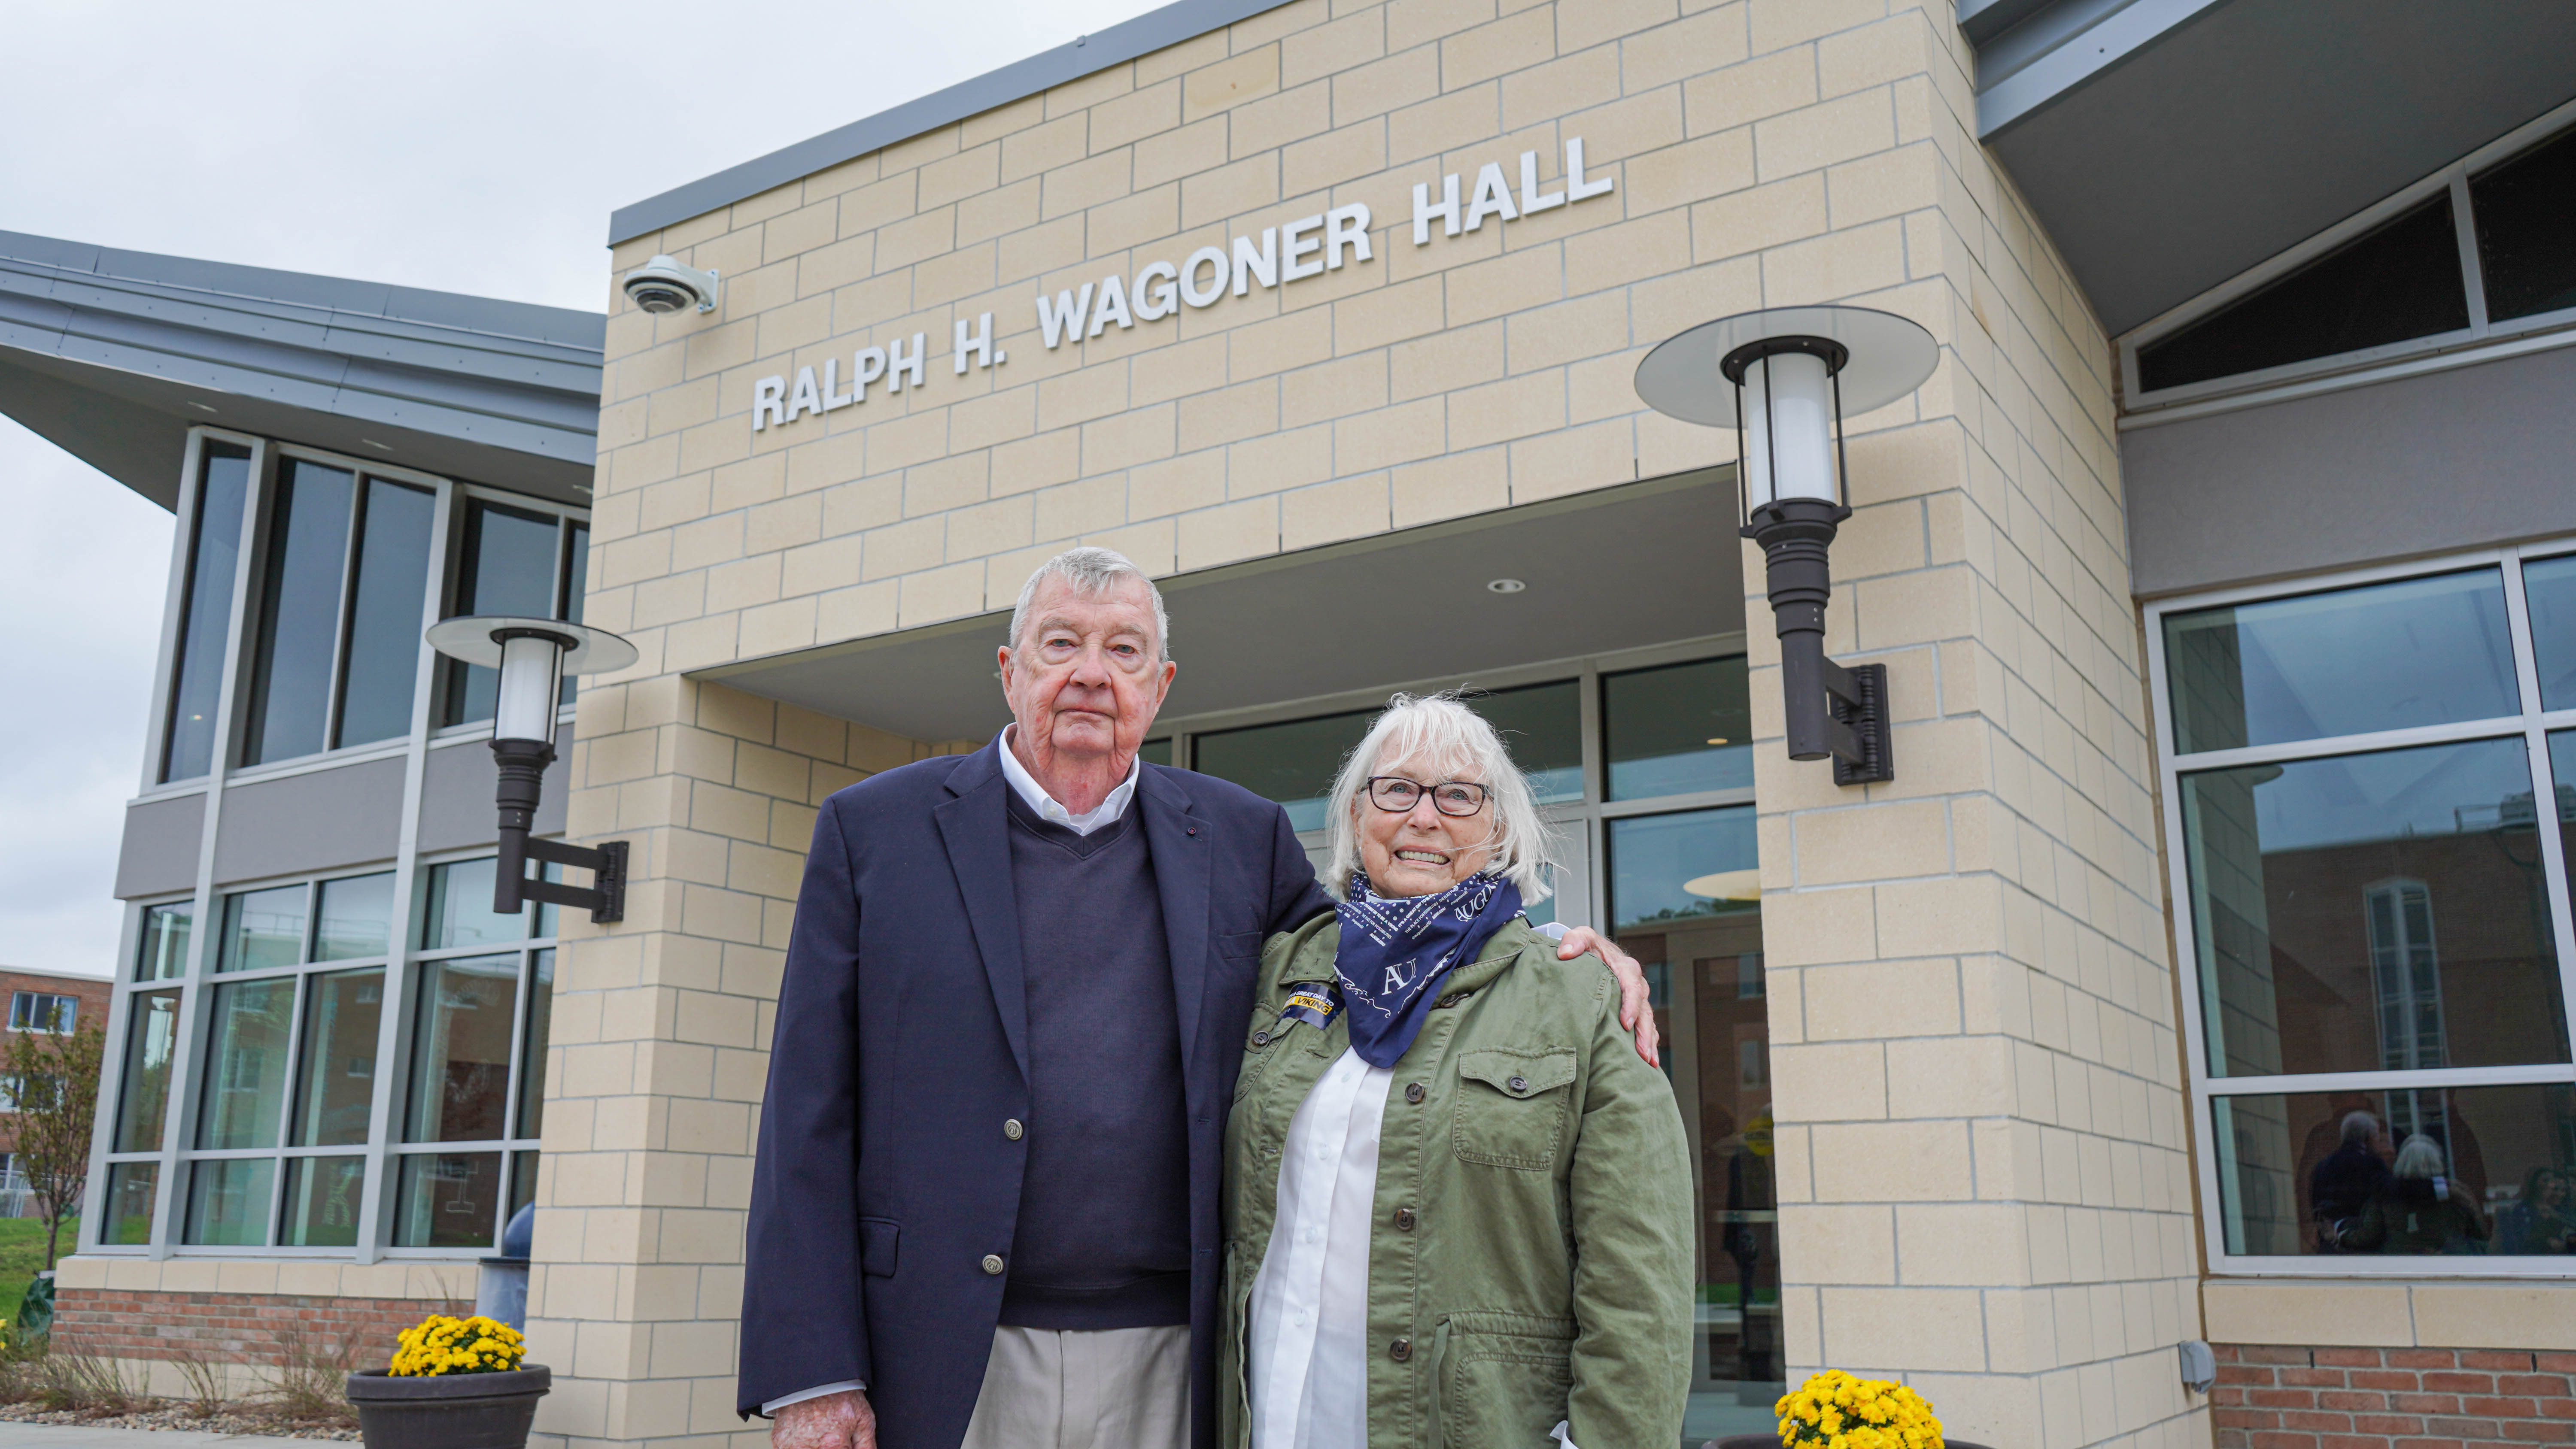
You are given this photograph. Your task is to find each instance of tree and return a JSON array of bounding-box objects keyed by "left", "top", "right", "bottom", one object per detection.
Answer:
[{"left": 3, "top": 1019, "right": 106, "bottom": 1273}]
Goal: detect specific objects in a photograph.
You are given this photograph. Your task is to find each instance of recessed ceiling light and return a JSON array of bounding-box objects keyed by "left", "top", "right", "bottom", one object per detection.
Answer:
[
  {"left": 361, "top": 439, "right": 395, "bottom": 451},
  {"left": 1706, "top": 737, "right": 1730, "bottom": 746},
  {"left": 187, "top": 402, "right": 218, "bottom": 414},
  {"left": 1486, "top": 578, "right": 1525, "bottom": 594}
]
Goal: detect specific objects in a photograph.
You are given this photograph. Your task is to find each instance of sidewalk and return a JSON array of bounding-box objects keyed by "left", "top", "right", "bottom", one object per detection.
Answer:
[{"left": 0, "top": 1428, "right": 328, "bottom": 1447}]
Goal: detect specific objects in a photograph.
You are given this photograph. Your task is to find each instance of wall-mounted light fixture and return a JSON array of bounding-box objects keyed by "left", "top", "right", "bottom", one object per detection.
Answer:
[
  {"left": 424, "top": 615, "right": 640, "bottom": 922},
  {"left": 1636, "top": 306, "right": 1938, "bottom": 785}
]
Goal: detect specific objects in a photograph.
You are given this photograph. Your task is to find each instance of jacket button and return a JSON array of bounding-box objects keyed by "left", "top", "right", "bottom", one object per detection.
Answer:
[
  {"left": 1003, "top": 1119, "right": 1024, "bottom": 1141},
  {"left": 1392, "top": 1207, "right": 1416, "bottom": 1232},
  {"left": 1251, "top": 1030, "right": 1270, "bottom": 1047},
  {"left": 1404, "top": 1082, "right": 1425, "bottom": 1104},
  {"left": 1388, "top": 1338, "right": 1413, "bottom": 1362},
  {"left": 981, "top": 1255, "right": 1005, "bottom": 1276},
  {"left": 1508, "top": 1076, "right": 1529, "bottom": 1094}
]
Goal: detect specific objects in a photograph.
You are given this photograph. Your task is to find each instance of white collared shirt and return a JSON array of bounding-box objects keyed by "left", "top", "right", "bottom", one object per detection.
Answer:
[{"left": 996, "top": 724, "right": 1142, "bottom": 835}]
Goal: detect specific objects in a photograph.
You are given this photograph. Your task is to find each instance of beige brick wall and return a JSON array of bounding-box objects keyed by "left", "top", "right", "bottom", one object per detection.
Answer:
[{"left": 570, "top": 3, "right": 2196, "bottom": 1447}]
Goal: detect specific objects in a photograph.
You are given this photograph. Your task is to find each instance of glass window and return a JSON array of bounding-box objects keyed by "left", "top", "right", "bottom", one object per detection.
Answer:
[
  {"left": 1192, "top": 707, "right": 1376, "bottom": 831},
  {"left": 2136, "top": 194, "right": 2471, "bottom": 394},
  {"left": 183, "top": 1158, "right": 274, "bottom": 1246},
  {"left": 422, "top": 858, "right": 524, "bottom": 950},
  {"left": 559, "top": 522, "right": 589, "bottom": 708},
  {"left": 314, "top": 873, "right": 394, "bottom": 962},
  {"left": 8, "top": 993, "right": 76, "bottom": 1034},
  {"left": 517, "top": 950, "right": 553, "bottom": 1141},
  {"left": 2213, "top": 1083, "right": 2576, "bottom": 1256},
  {"left": 2471, "top": 123, "right": 2576, "bottom": 324},
  {"left": 510, "top": 1152, "right": 541, "bottom": 1222},
  {"left": 290, "top": 969, "right": 383, "bottom": 1148},
  {"left": 103, "top": 1162, "right": 158, "bottom": 1245},
  {"left": 1604, "top": 657, "right": 1753, "bottom": 800},
  {"left": 241, "top": 460, "right": 355, "bottom": 767},
  {"left": 113, "top": 991, "right": 182, "bottom": 1152},
  {"left": 395, "top": 1152, "right": 504, "bottom": 1248},
  {"left": 277, "top": 1155, "right": 367, "bottom": 1248},
  {"left": 219, "top": 885, "right": 308, "bottom": 972},
  {"left": 2526, "top": 553, "right": 2576, "bottom": 712},
  {"left": 443, "top": 500, "right": 568, "bottom": 728},
  {"left": 1138, "top": 738, "right": 1172, "bottom": 767},
  {"left": 406, "top": 955, "right": 520, "bottom": 1143},
  {"left": 137, "top": 901, "right": 193, "bottom": 981},
  {"left": 335, "top": 479, "right": 437, "bottom": 748},
  {"left": 2163, "top": 570, "right": 2519, "bottom": 755},
  {"left": 2180, "top": 740, "right": 2567, "bottom": 1079},
  {"left": 197, "top": 979, "right": 295, "bottom": 1150},
  {"left": 164, "top": 443, "right": 252, "bottom": 782},
  {"left": 1470, "top": 680, "right": 1583, "bottom": 803}
]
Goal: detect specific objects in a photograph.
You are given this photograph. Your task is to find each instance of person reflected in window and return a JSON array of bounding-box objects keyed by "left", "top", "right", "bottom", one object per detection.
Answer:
[
  {"left": 2496, "top": 1167, "right": 2573, "bottom": 1255},
  {"left": 2345, "top": 1134, "right": 2489, "bottom": 1254},
  {"left": 2310, "top": 1110, "right": 2393, "bottom": 1252}
]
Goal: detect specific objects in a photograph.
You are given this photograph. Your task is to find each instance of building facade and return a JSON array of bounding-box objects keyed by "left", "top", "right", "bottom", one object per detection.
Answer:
[{"left": 4, "top": 2, "right": 2574, "bottom": 1447}]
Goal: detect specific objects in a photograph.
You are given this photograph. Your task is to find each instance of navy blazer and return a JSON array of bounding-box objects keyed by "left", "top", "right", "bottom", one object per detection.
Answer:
[{"left": 738, "top": 740, "right": 1334, "bottom": 1448}]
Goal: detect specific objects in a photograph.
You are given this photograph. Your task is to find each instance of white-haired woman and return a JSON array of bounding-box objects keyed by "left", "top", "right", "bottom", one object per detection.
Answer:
[
  {"left": 1219, "top": 694, "right": 1692, "bottom": 1449},
  {"left": 2348, "top": 1133, "right": 2491, "bottom": 1254}
]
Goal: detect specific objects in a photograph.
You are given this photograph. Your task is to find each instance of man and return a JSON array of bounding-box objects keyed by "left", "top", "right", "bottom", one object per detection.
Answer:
[{"left": 742, "top": 547, "right": 1657, "bottom": 1449}]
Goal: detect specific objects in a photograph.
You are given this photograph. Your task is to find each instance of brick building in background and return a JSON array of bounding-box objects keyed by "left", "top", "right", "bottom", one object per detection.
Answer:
[
  {"left": 0, "top": 967, "right": 112, "bottom": 1211},
  {"left": 2, "top": 2, "right": 2575, "bottom": 1446}
]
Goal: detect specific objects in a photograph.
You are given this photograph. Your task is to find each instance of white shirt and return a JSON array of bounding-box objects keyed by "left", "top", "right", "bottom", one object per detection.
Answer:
[
  {"left": 762, "top": 730, "right": 1146, "bottom": 1418},
  {"left": 1248, "top": 1046, "right": 1579, "bottom": 1449}
]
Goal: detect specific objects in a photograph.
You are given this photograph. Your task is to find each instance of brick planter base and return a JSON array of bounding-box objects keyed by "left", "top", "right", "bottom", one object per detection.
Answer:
[
  {"left": 54, "top": 1288, "right": 472, "bottom": 1367},
  {"left": 2214, "top": 1343, "right": 2576, "bottom": 1449}
]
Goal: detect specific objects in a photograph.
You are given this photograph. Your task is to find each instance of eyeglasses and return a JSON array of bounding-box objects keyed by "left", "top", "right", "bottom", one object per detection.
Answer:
[{"left": 1366, "top": 776, "right": 1491, "bottom": 816}]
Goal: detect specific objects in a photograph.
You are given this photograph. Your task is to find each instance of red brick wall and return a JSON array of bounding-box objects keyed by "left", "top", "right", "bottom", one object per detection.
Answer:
[
  {"left": 54, "top": 1287, "right": 471, "bottom": 1367},
  {"left": 2215, "top": 1343, "right": 2576, "bottom": 1449}
]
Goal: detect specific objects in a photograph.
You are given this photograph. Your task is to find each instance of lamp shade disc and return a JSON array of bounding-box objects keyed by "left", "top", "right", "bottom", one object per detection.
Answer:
[
  {"left": 1634, "top": 305, "right": 1938, "bottom": 427},
  {"left": 425, "top": 615, "right": 641, "bottom": 676}
]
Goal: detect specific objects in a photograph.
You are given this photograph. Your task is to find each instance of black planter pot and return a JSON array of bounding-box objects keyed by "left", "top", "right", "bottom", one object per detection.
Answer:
[{"left": 345, "top": 1364, "right": 550, "bottom": 1449}]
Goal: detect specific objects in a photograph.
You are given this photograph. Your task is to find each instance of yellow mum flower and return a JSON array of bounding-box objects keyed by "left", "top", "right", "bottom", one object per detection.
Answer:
[{"left": 1779, "top": 1372, "right": 1942, "bottom": 1449}]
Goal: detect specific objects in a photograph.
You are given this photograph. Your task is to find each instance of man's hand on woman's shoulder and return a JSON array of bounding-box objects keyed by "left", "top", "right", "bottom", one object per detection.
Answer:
[
  {"left": 774, "top": 1388, "right": 875, "bottom": 1449},
  {"left": 1549, "top": 926, "right": 1660, "bottom": 1068}
]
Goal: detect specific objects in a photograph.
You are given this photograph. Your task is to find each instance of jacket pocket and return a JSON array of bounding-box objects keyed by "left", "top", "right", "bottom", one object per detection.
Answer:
[
  {"left": 858, "top": 1217, "right": 900, "bottom": 1278},
  {"left": 1440, "top": 1314, "right": 1575, "bottom": 1449},
  {"left": 1451, "top": 1047, "right": 1577, "bottom": 1170}
]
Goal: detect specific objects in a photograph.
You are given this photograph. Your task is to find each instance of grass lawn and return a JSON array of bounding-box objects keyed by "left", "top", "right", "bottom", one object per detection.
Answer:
[{"left": 0, "top": 1216, "right": 76, "bottom": 1328}]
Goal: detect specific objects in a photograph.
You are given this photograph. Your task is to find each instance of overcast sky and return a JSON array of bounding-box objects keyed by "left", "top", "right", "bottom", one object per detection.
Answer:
[{"left": 0, "top": 0, "right": 1157, "bottom": 976}]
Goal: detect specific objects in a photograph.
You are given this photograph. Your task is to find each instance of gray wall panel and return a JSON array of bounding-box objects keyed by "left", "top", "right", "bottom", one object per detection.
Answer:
[
  {"left": 115, "top": 792, "right": 206, "bottom": 900},
  {"left": 2123, "top": 346, "right": 2576, "bottom": 598},
  {"left": 211, "top": 757, "right": 406, "bottom": 885},
  {"left": 416, "top": 726, "right": 570, "bottom": 855}
]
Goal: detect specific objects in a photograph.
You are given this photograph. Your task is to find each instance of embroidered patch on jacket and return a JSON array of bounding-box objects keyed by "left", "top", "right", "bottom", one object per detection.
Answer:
[{"left": 1277, "top": 983, "right": 1340, "bottom": 1031}]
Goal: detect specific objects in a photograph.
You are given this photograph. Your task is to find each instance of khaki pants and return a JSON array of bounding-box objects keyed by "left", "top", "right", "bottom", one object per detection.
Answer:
[{"left": 958, "top": 1324, "right": 1190, "bottom": 1449}]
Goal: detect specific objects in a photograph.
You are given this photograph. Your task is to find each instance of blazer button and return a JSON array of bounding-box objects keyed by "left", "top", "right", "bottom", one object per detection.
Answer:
[
  {"left": 1404, "top": 1082, "right": 1425, "bottom": 1104},
  {"left": 1392, "top": 1207, "right": 1416, "bottom": 1232},
  {"left": 1003, "top": 1119, "right": 1024, "bottom": 1141},
  {"left": 1508, "top": 1075, "right": 1529, "bottom": 1094},
  {"left": 982, "top": 1254, "right": 1005, "bottom": 1276},
  {"left": 1388, "top": 1338, "right": 1413, "bottom": 1362}
]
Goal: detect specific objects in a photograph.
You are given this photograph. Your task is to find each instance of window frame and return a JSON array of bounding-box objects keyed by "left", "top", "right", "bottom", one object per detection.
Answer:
[
  {"left": 2145, "top": 538, "right": 2576, "bottom": 1277},
  {"left": 2120, "top": 100, "right": 2576, "bottom": 424}
]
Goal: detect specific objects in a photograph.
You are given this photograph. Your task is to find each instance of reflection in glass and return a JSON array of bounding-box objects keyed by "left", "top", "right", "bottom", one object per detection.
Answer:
[
  {"left": 242, "top": 460, "right": 355, "bottom": 766},
  {"left": 518, "top": 951, "right": 553, "bottom": 1140},
  {"left": 183, "top": 1158, "right": 275, "bottom": 1246},
  {"left": 1604, "top": 803, "right": 1775, "bottom": 1440},
  {"left": 1470, "top": 680, "right": 1583, "bottom": 803},
  {"left": 1192, "top": 708, "right": 1375, "bottom": 832},
  {"left": 1604, "top": 658, "right": 1753, "bottom": 800},
  {"left": 336, "top": 479, "right": 436, "bottom": 748},
  {"left": 197, "top": 980, "right": 295, "bottom": 1150},
  {"left": 314, "top": 873, "right": 394, "bottom": 961},
  {"left": 559, "top": 522, "right": 589, "bottom": 708},
  {"left": 407, "top": 955, "right": 519, "bottom": 1143},
  {"left": 395, "top": 1152, "right": 503, "bottom": 1249},
  {"left": 137, "top": 902, "right": 193, "bottom": 981},
  {"left": 291, "top": 969, "right": 383, "bottom": 1147},
  {"left": 510, "top": 1152, "right": 540, "bottom": 1222},
  {"left": 105, "top": 1162, "right": 158, "bottom": 1245},
  {"left": 2527, "top": 555, "right": 2576, "bottom": 712},
  {"left": 1137, "top": 738, "right": 1172, "bottom": 767},
  {"left": 219, "top": 885, "right": 307, "bottom": 972},
  {"left": 444, "top": 501, "right": 564, "bottom": 727},
  {"left": 278, "top": 1155, "right": 367, "bottom": 1248},
  {"left": 2470, "top": 124, "right": 2576, "bottom": 324},
  {"left": 2212, "top": 1083, "right": 2576, "bottom": 1256},
  {"left": 114, "top": 991, "right": 182, "bottom": 1152},
  {"left": 2180, "top": 740, "right": 2568, "bottom": 1079},
  {"left": 2163, "top": 570, "right": 2518, "bottom": 755},
  {"left": 164, "top": 443, "right": 252, "bottom": 782},
  {"left": 422, "top": 859, "right": 522, "bottom": 950}
]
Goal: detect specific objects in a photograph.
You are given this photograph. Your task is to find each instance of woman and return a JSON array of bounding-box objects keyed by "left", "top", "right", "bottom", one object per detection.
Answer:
[
  {"left": 1221, "top": 694, "right": 1693, "bottom": 1449},
  {"left": 2347, "top": 1134, "right": 2491, "bottom": 1255},
  {"left": 2497, "top": 1167, "right": 2573, "bottom": 1255}
]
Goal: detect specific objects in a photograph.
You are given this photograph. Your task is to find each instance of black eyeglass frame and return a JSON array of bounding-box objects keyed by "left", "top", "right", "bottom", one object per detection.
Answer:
[{"left": 1364, "top": 776, "right": 1492, "bottom": 816}]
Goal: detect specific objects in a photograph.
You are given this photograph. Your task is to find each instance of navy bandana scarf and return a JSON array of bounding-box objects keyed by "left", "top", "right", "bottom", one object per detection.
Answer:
[{"left": 1332, "top": 870, "right": 1524, "bottom": 1068}]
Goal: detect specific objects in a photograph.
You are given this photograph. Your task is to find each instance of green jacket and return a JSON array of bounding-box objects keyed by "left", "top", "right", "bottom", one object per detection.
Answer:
[{"left": 1220, "top": 913, "right": 1695, "bottom": 1449}]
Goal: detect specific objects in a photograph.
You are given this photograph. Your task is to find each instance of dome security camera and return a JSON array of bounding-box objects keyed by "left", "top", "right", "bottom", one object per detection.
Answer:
[{"left": 622, "top": 255, "right": 721, "bottom": 315}]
